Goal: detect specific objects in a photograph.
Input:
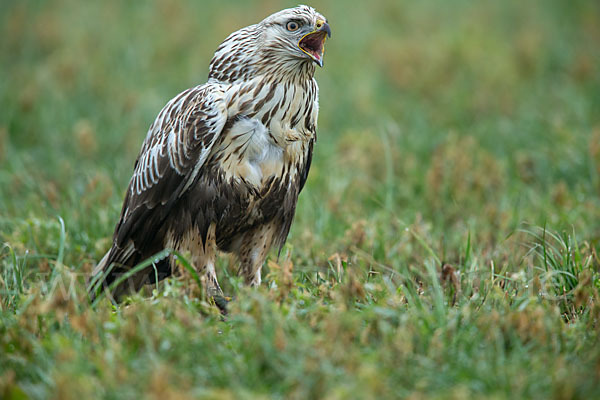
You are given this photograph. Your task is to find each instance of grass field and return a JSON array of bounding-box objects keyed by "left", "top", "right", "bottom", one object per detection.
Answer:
[{"left": 1, "top": 0, "right": 600, "bottom": 398}]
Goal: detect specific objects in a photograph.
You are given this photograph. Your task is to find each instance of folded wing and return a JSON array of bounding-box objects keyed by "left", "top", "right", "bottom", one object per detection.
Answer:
[{"left": 90, "top": 83, "right": 228, "bottom": 299}]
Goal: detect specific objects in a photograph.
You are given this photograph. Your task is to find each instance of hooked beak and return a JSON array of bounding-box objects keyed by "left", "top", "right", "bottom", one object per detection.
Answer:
[{"left": 298, "top": 21, "right": 331, "bottom": 68}]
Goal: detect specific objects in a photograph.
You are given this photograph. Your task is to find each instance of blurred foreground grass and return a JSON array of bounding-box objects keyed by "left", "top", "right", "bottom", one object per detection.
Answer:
[{"left": 1, "top": 0, "right": 600, "bottom": 398}]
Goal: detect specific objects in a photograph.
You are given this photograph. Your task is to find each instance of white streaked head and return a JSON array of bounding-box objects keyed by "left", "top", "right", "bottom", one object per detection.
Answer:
[{"left": 209, "top": 5, "right": 331, "bottom": 83}]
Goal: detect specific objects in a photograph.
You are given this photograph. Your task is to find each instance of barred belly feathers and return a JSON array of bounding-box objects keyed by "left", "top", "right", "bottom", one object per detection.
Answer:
[{"left": 90, "top": 6, "right": 331, "bottom": 311}]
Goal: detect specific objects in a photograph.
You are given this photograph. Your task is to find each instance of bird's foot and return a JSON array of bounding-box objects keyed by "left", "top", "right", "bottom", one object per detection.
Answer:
[{"left": 211, "top": 295, "right": 231, "bottom": 315}]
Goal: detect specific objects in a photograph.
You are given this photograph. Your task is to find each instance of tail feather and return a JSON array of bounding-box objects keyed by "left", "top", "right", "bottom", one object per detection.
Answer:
[
  {"left": 88, "top": 242, "right": 143, "bottom": 303},
  {"left": 88, "top": 241, "right": 173, "bottom": 304}
]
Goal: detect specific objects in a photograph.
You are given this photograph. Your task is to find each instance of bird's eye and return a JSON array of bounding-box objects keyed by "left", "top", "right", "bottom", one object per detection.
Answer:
[{"left": 286, "top": 21, "right": 300, "bottom": 31}]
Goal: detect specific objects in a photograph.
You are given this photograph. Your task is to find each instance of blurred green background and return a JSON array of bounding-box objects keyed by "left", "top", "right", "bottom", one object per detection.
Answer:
[{"left": 1, "top": 0, "right": 600, "bottom": 398}]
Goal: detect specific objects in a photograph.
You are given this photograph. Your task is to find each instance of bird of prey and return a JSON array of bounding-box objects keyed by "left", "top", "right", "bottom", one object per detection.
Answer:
[{"left": 89, "top": 5, "right": 331, "bottom": 310}]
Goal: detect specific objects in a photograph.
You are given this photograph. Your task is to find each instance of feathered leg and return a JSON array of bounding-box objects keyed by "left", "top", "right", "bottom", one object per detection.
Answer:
[
  {"left": 237, "top": 223, "right": 276, "bottom": 286},
  {"left": 187, "top": 223, "right": 226, "bottom": 313}
]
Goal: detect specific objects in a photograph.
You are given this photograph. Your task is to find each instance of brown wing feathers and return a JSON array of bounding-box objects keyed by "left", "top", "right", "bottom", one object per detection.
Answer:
[{"left": 91, "top": 85, "right": 227, "bottom": 298}]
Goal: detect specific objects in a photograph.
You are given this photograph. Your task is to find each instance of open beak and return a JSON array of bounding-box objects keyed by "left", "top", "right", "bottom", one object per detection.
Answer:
[{"left": 298, "top": 22, "right": 331, "bottom": 67}]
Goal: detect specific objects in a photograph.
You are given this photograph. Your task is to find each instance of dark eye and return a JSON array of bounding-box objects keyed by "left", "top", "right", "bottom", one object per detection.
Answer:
[{"left": 286, "top": 21, "right": 300, "bottom": 31}]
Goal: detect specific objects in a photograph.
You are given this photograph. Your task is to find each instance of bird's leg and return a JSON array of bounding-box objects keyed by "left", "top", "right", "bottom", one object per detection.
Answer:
[
  {"left": 204, "top": 259, "right": 229, "bottom": 315},
  {"left": 190, "top": 223, "right": 227, "bottom": 313},
  {"left": 238, "top": 224, "right": 276, "bottom": 286}
]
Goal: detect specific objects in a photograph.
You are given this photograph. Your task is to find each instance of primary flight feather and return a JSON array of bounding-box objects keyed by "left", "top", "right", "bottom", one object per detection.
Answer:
[{"left": 90, "top": 5, "right": 331, "bottom": 309}]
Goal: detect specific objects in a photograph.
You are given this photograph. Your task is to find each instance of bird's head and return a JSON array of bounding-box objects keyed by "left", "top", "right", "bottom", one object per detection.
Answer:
[
  {"left": 260, "top": 6, "right": 331, "bottom": 68},
  {"left": 209, "top": 5, "right": 331, "bottom": 82}
]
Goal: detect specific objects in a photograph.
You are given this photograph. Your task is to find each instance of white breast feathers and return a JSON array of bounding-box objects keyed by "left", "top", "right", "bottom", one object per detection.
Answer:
[{"left": 220, "top": 117, "right": 284, "bottom": 187}]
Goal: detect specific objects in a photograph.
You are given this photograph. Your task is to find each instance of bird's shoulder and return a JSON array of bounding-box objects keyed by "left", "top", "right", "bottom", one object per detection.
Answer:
[{"left": 130, "top": 83, "right": 228, "bottom": 197}]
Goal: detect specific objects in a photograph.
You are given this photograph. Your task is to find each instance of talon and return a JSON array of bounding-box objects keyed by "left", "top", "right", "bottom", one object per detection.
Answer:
[{"left": 212, "top": 295, "right": 230, "bottom": 315}]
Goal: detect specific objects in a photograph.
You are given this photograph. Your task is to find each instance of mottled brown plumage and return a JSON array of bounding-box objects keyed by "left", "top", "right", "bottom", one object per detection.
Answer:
[{"left": 90, "top": 6, "right": 330, "bottom": 309}]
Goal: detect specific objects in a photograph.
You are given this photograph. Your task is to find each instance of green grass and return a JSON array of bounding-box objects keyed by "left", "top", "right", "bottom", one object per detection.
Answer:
[{"left": 2, "top": 0, "right": 600, "bottom": 398}]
